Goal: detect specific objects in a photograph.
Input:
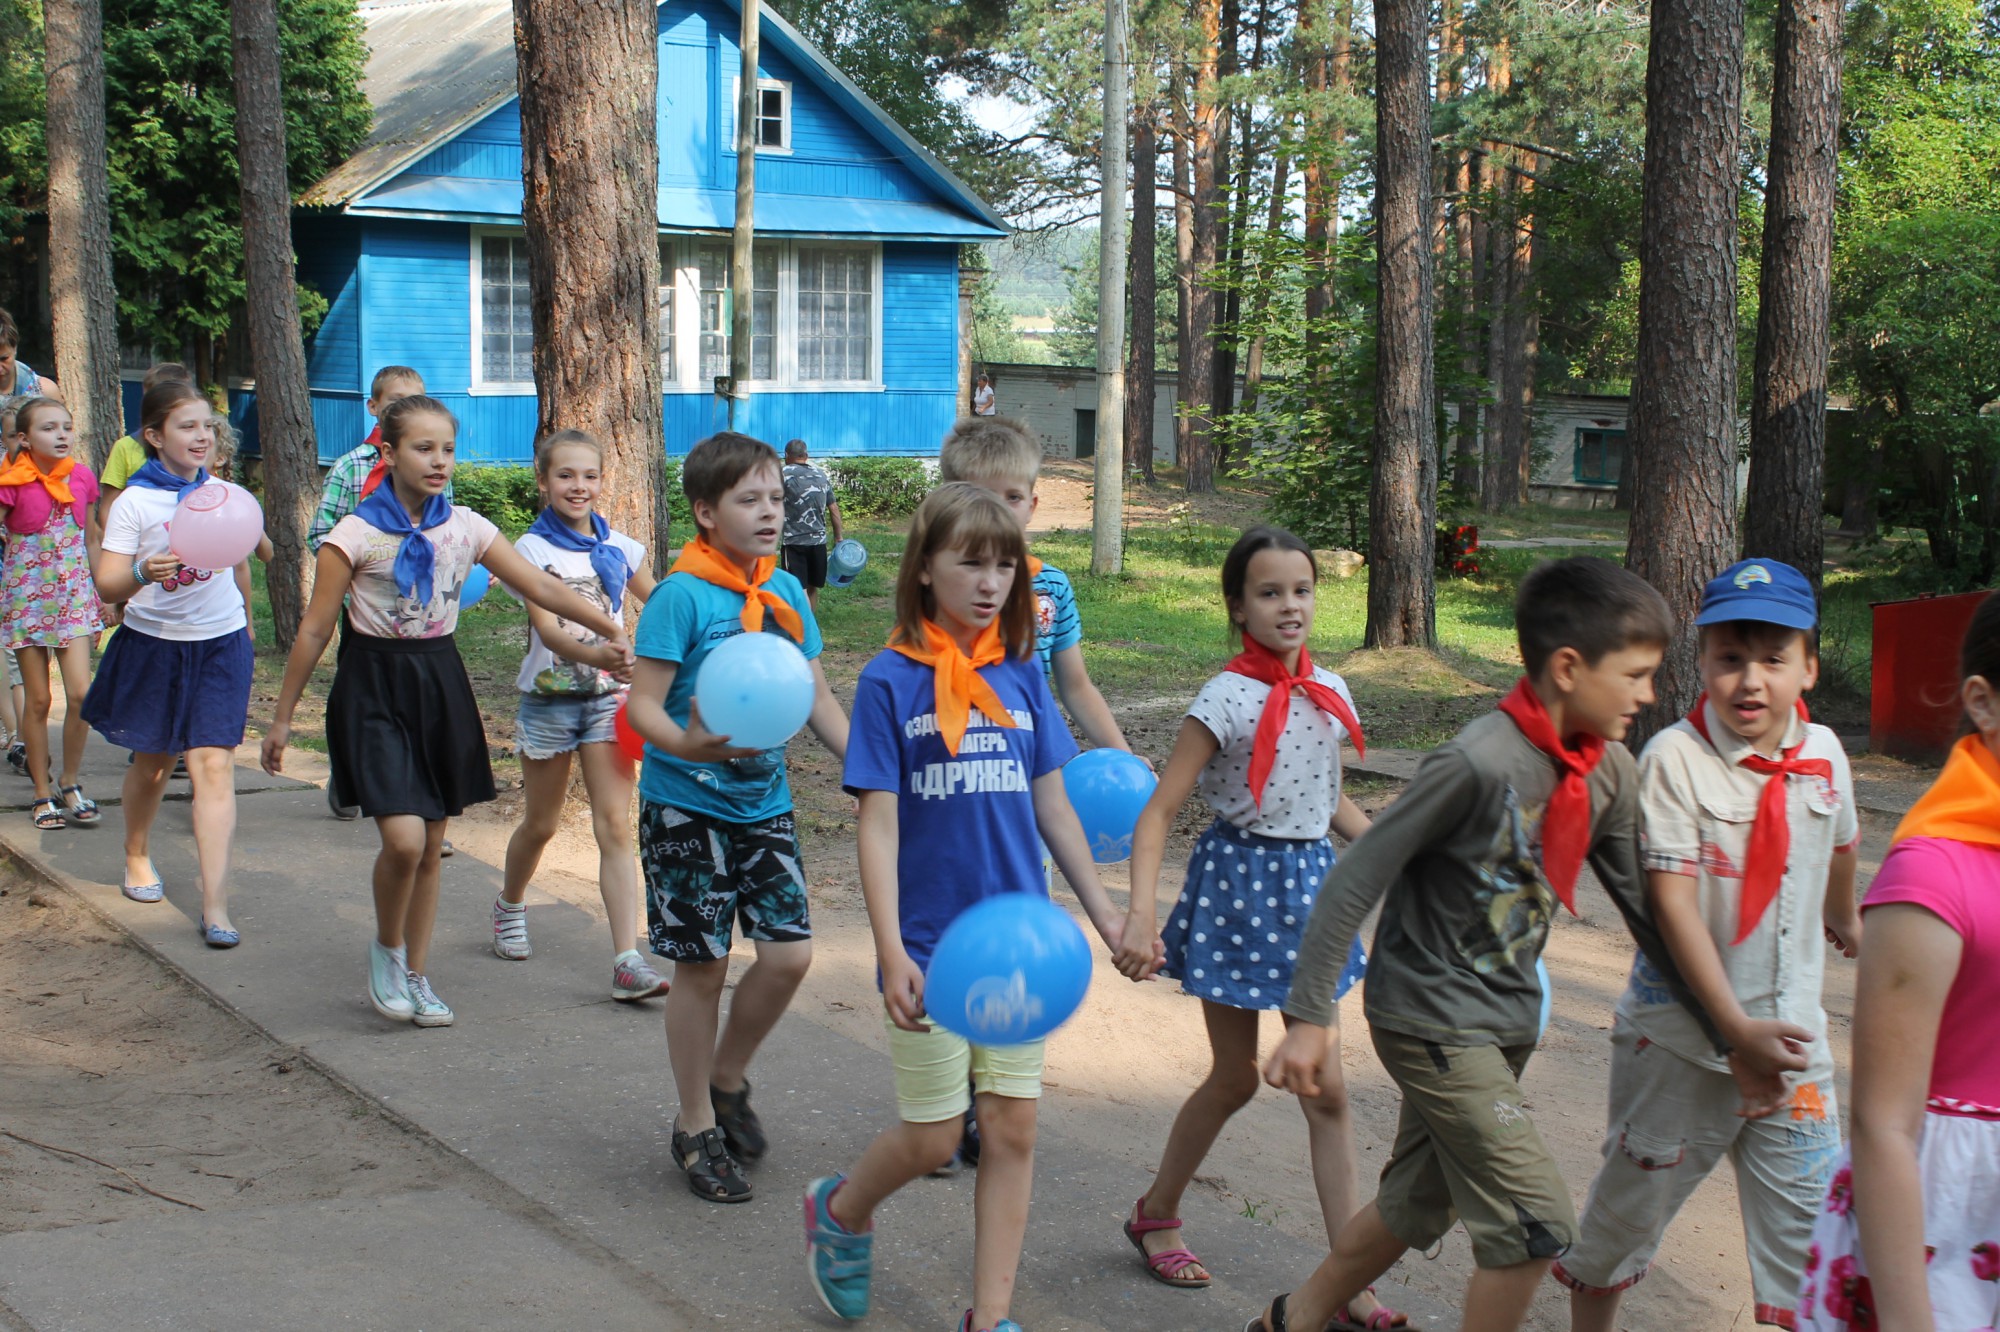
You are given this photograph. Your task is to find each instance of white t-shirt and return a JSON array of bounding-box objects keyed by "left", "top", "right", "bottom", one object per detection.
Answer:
[
  {"left": 323, "top": 506, "right": 499, "bottom": 639},
  {"left": 1185, "top": 667, "right": 1358, "bottom": 840},
  {"left": 103, "top": 485, "right": 248, "bottom": 641},
  {"left": 509, "top": 527, "right": 644, "bottom": 695}
]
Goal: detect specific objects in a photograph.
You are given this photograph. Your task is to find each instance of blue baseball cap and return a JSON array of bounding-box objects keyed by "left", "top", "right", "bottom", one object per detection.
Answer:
[{"left": 1695, "top": 558, "right": 1818, "bottom": 631}]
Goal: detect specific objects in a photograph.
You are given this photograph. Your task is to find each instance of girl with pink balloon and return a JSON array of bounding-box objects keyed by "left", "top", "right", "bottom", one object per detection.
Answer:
[
  {"left": 491, "top": 429, "right": 666, "bottom": 1004},
  {"left": 83, "top": 382, "right": 263, "bottom": 947},
  {"left": 260, "top": 396, "right": 632, "bottom": 1030},
  {"left": 0, "top": 396, "right": 107, "bottom": 830}
]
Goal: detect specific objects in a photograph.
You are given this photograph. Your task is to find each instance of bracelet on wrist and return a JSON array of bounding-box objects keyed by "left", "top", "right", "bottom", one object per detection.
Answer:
[{"left": 132, "top": 563, "right": 149, "bottom": 587}]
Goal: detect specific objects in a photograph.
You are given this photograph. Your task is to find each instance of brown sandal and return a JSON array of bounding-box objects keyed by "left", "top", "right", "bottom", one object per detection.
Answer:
[
  {"left": 1124, "top": 1195, "right": 1212, "bottom": 1288},
  {"left": 1245, "top": 1292, "right": 1290, "bottom": 1332}
]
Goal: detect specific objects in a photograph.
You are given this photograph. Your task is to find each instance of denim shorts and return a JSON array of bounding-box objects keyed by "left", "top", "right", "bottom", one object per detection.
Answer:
[{"left": 515, "top": 690, "right": 622, "bottom": 760}]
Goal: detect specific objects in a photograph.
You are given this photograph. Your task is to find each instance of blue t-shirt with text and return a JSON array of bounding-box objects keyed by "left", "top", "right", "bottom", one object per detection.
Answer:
[
  {"left": 634, "top": 568, "right": 822, "bottom": 823},
  {"left": 843, "top": 648, "right": 1079, "bottom": 972}
]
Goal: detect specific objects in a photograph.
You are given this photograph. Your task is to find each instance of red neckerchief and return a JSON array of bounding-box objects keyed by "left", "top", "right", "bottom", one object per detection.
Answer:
[
  {"left": 1687, "top": 695, "right": 1827, "bottom": 944},
  {"left": 890, "top": 618, "right": 1016, "bottom": 756},
  {"left": 1496, "top": 678, "right": 1605, "bottom": 914},
  {"left": 358, "top": 425, "right": 389, "bottom": 498},
  {"left": 1223, "top": 639, "right": 1366, "bottom": 808}
]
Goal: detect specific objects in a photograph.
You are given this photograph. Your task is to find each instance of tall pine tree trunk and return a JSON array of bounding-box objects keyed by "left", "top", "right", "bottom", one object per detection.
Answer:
[
  {"left": 42, "top": 0, "right": 122, "bottom": 471},
  {"left": 513, "top": 0, "right": 665, "bottom": 565},
  {"left": 1744, "top": 0, "right": 1842, "bottom": 586},
  {"left": 1479, "top": 42, "right": 1516, "bottom": 510},
  {"left": 1172, "top": 92, "right": 1195, "bottom": 471},
  {"left": 1299, "top": 0, "right": 1350, "bottom": 362},
  {"left": 1499, "top": 157, "right": 1539, "bottom": 505},
  {"left": 1126, "top": 113, "right": 1157, "bottom": 482},
  {"left": 1241, "top": 115, "right": 1292, "bottom": 413},
  {"left": 1182, "top": 0, "right": 1223, "bottom": 493},
  {"left": 231, "top": 0, "right": 319, "bottom": 649},
  {"left": 1452, "top": 147, "right": 1484, "bottom": 498},
  {"left": 1366, "top": 0, "right": 1438, "bottom": 648},
  {"left": 1627, "top": 0, "right": 1747, "bottom": 738}
]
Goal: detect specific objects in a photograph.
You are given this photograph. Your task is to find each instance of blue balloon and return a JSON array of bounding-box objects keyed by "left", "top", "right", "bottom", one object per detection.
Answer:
[
  {"left": 1061, "top": 749, "right": 1158, "bottom": 863},
  {"left": 1536, "top": 956, "right": 1553, "bottom": 1039},
  {"left": 1335, "top": 937, "right": 1368, "bottom": 1001},
  {"left": 925, "top": 894, "right": 1094, "bottom": 1044},
  {"left": 460, "top": 563, "right": 490, "bottom": 609},
  {"left": 694, "top": 630, "right": 815, "bottom": 751}
]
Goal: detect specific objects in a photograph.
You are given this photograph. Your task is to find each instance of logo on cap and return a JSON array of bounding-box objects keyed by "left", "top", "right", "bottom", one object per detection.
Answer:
[{"left": 1733, "top": 564, "right": 1772, "bottom": 590}]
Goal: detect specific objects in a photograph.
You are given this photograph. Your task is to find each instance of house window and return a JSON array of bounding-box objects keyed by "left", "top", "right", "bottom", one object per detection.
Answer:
[
  {"left": 756, "top": 82, "right": 790, "bottom": 149},
  {"left": 698, "top": 244, "right": 777, "bottom": 382},
  {"left": 479, "top": 234, "right": 535, "bottom": 384},
  {"left": 1573, "top": 428, "right": 1627, "bottom": 486},
  {"left": 657, "top": 239, "right": 676, "bottom": 381},
  {"left": 796, "top": 247, "right": 873, "bottom": 382}
]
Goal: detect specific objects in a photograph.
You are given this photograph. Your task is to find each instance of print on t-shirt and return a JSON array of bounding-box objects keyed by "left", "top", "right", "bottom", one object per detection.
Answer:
[{"left": 905, "top": 706, "right": 1037, "bottom": 800}]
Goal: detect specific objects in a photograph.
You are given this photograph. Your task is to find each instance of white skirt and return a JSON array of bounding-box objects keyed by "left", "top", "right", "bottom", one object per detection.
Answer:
[{"left": 1798, "top": 1102, "right": 2000, "bottom": 1332}]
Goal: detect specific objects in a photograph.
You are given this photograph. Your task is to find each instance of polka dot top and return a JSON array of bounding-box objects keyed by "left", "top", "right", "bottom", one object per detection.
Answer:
[{"left": 1186, "top": 667, "right": 1357, "bottom": 840}]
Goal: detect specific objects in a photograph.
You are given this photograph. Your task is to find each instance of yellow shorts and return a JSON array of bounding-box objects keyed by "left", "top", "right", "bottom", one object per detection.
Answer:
[{"left": 885, "top": 1019, "right": 1045, "bottom": 1123}]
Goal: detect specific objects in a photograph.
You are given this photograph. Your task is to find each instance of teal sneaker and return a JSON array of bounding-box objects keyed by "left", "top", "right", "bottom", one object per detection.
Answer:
[
  {"left": 956, "top": 1315, "right": 1023, "bottom": 1332},
  {"left": 804, "top": 1175, "right": 873, "bottom": 1320}
]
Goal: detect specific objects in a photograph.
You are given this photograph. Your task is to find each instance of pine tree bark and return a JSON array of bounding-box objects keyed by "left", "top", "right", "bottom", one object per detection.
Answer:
[
  {"left": 1126, "top": 114, "right": 1157, "bottom": 482},
  {"left": 1626, "top": 0, "right": 1747, "bottom": 739},
  {"left": 1499, "top": 157, "right": 1539, "bottom": 505},
  {"left": 1479, "top": 42, "right": 1516, "bottom": 511},
  {"left": 1172, "top": 91, "right": 1195, "bottom": 470},
  {"left": 1299, "top": 0, "right": 1351, "bottom": 358},
  {"left": 1452, "top": 147, "right": 1484, "bottom": 498},
  {"left": 1744, "top": 0, "right": 1842, "bottom": 586},
  {"left": 230, "top": 0, "right": 319, "bottom": 649},
  {"left": 41, "top": 0, "right": 123, "bottom": 471},
  {"left": 513, "top": 0, "right": 665, "bottom": 566},
  {"left": 1182, "top": 0, "right": 1223, "bottom": 493},
  {"left": 1365, "top": 0, "right": 1438, "bottom": 649}
]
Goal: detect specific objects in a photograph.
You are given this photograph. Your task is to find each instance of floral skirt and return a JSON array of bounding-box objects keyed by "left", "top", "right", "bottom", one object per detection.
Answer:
[
  {"left": 1798, "top": 1102, "right": 2000, "bottom": 1332},
  {"left": 1, "top": 510, "right": 104, "bottom": 649}
]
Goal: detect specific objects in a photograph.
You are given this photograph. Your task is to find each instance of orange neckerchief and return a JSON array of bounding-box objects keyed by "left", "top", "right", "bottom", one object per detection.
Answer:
[
  {"left": 1027, "top": 554, "right": 1044, "bottom": 577},
  {"left": 1894, "top": 736, "right": 2000, "bottom": 849},
  {"left": 0, "top": 451, "right": 76, "bottom": 506},
  {"left": 891, "top": 618, "right": 1017, "bottom": 756},
  {"left": 669, "top": 537, "right": 805, "bottom": 640}
]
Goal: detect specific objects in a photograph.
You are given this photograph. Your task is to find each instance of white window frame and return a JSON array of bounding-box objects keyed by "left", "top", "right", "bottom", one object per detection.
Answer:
[
  {"left": 729, "top": 77, "right": 792, "bottom": 155},
  {"left": 469, "top": 228, "right": 537, "bottom": 393}
]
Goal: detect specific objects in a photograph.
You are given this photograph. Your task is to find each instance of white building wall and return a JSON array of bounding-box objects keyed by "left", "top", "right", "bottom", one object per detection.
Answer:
[{"left": 979, "top": 363, "right": 1187, "bottom": 465}]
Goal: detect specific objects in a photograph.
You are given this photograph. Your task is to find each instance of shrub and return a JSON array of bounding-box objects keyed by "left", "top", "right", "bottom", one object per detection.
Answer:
[
  {"left": 824, "top": 456, "right": 935, "bottom": 519},
  {"left": 452, "top": 465, "right": 541, "bottom": 536}
]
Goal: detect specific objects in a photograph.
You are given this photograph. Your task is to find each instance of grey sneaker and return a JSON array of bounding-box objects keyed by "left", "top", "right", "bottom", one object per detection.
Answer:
[
  {"left": 612, "top": 951, "right": 669, "bottom": 1001},
  {"left": 493, "top": 897, "right": 531, "bottom": 960},
  {"left": 328, "top": 782, "right": 360, "bottom": 821},
  {"left": 368, "top": 941, "right": 413, "bottom": 1021},
  {"left": 406, "top": 972, "right": 455, "bottom": 1027}
]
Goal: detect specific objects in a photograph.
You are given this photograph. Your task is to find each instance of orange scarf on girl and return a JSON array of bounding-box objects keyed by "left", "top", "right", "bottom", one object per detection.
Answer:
[
  {"left": 1894, "top": 736, "right": 2000, "bottom": 849},
  {"left": 669, "top": 537, "right": 804, "bottom": 640},
  {"left": 891, "top": 619, "right": 1016, "bottom": 756},
  {"left": 0, "top": 451, "right": 76, "bottom": 506}
]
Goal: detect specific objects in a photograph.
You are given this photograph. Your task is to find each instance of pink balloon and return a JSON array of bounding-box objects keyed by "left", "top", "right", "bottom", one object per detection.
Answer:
[{"left": 169, "top": 481, "right": 265, "bottom": 570}]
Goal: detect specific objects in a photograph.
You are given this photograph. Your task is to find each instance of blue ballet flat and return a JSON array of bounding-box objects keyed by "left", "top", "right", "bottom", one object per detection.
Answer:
[
  {"left": 121, "top": 878, "right": 164, "bottom": 903},
  {"left": 199, "top": 918, "right": 241, "bottom": 949}
]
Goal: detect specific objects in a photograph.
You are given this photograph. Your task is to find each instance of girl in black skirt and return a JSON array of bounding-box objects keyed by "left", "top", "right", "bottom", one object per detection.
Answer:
[{"left": 261, "top": 396, "right": 631, "bottom": 1028}]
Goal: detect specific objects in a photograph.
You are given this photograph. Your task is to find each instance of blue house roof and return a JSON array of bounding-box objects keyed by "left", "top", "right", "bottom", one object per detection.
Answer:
[{"left": 305, "top": 0, "right": 1007, "bottom": 242}]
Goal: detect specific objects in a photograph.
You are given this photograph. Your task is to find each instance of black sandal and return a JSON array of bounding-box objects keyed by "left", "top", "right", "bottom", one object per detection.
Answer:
[
  {"left": 672, "top": 1122, "right": 752, "bottom": 1202},
  {"left": 710, "top": 1081, "right": 768, "bottom": 1161},
  {"left": 1245, "top": 1293, "right": 1289, "bottom": 1332}
]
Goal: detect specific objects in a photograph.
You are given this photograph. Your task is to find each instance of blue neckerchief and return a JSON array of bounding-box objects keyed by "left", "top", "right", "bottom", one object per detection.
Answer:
[
  {"left": 354, "top": 485, "right": 453, "bottom": 604},
  {"left": 126, "top": 459, "right": 208, "bottom": 500},
  {"left": 525, "top": 507, "right": 630, "bottom": 612}
]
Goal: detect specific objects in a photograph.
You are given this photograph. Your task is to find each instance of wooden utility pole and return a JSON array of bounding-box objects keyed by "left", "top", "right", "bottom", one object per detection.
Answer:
[
  {"left": 231, "top": 0, "right": 320, "bottom": 649},
  {"left": 513, "top": 0, "right": 666, "bottom": 561},
  {"left": 730, "top": 0, "right": 759, "bottom": 429},
  {"left": 1093, "top": 0, "right": 1129, "bottom": 574},
  {"left": 1125, "top": 113, "right": 1157, "bottom": 483},
  {"left": 41, "top": 0, "right": 122, "bottom": 470}
]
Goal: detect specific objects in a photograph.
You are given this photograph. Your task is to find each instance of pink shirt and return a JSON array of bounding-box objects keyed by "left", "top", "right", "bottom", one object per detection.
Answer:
[
  {"left": 0, "top": 464, "right": 99, "bottom": 535},
  {"left": 1863, "top": 836, "right": 2000, "bottom": 1109}
]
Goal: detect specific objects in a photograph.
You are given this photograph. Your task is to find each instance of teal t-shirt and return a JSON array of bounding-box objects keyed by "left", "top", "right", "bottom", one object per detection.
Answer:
[{"left": 634, "top": 568, "right": 822, "bottom": 822}]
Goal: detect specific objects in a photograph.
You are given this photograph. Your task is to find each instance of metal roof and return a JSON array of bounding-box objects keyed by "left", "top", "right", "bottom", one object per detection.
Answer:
[{"left": 304, "top": 0, "right": 1007, "bottom": 239}]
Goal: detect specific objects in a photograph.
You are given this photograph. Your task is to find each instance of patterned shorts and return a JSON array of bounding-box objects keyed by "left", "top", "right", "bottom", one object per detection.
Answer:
[{"left": 640, "top": 800, "right": 811, "bottom": 962}]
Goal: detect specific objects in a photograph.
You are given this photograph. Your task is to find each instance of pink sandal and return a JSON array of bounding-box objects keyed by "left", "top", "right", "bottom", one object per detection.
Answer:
[
  {"left": 1123, "top": 1196, "right": 1212, "bottom": 1288},
  {"left": 1330, "top": 1286, "right": 1412, "bottom": 1330}
]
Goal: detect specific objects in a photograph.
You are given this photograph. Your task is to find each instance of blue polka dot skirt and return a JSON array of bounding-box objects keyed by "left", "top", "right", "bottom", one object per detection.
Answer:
[{"left": 1158, "top": 818, "right": 1364, "bottom": 1011}]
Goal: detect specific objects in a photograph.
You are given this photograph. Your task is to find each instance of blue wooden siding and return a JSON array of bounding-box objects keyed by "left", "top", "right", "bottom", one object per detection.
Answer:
[
  {"left": 881, "top": 244, "right": 958, "bottom": 390},
  {"left": 358, "top": 220, "right": 472, "bottom": 391},
  {"left": 295, "top": 216, "right": 362, "bottom": 390}
]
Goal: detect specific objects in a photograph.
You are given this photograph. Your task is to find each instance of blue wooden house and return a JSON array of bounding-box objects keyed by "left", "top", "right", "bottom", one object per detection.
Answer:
[{"left": 286, "top": 0, "right": 1007, "bottom": 464}]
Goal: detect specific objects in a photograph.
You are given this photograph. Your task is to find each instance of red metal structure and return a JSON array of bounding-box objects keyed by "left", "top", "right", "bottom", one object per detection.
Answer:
[{"left": 1871, "top": 589, "right": 1994, "bottom": 762}]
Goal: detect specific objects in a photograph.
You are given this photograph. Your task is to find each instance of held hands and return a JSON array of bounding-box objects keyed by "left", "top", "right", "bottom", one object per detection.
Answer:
[
  {"left": 595, "top": 641, "right": 635, "bottom": 683},
  {"left": 259, "top": 721, "right": 290, "bottom": 776},
  {"left": 666, "top": 699, "right": 762, "bottom": 764},
  {"left": 1264, "top": 1021, "right": 1338, "bottom": 1098},
  {"left": 1110, "top": 910, "right": 1166, "bottom": 981},
  {"left": 880, "top": 951, "right": 929, "bottom": 1032},
  {"left": 1726, "top": 1017, "right": 1813, "bottom": 1119}
]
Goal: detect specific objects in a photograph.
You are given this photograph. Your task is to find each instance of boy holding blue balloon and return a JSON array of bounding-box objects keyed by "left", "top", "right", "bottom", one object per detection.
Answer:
[
  {"left": 624, "top": 431, "right": 849, "bottom": 1204},
  {"left": 804, "top": 483, "right": 1152, "bottom": 1332}
]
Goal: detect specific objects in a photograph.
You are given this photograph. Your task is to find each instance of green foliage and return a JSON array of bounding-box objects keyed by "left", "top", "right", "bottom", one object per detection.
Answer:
[
  {"left": 1047, "top": 223, "right": 1178, "bottom": 370},
  {"left": 0, "top": 0, "right": 43, "bottom": 237},
  {"left": 966, "top": 255, "right": 1050, "bottom": 365},
  {"left": 451, "top": 466, "right": 542, "bottom": 537},
  {"left": 824, "top": 457, "right": 933, "bottom": 519}
]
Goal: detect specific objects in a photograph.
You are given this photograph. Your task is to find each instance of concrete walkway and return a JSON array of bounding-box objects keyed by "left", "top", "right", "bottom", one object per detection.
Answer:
[{"left": 0, "top": 727, "right": 1447, "bottom": 1332}]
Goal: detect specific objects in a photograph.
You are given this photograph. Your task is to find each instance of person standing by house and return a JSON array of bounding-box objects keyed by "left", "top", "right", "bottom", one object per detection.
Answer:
[
  {"left": 0, "top": 309, "right": 59, "bottom": 402},
  {"left": 781, "top": 438, "right": 842, "bottom": 614},
  {"left": 972, "top": 374, "right": 996, "bottom": 416}
]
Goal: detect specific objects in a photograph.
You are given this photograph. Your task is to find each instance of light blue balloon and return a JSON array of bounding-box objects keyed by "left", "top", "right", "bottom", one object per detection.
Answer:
[
  {"left": 694, "top": 630, "right": 815, "bottom": 751},
  {"left": 1536, "top": 956, "right": 1553, "bottom": 1039},
  {"left": 1061, "top": 749, "right": 1158, "bottom": 864},
  {"left": 925, "top": 894, "right": 1094, "bottom": 1044},
  {"left": 460, "top": 563, "right": 490, "bottom": 609}
]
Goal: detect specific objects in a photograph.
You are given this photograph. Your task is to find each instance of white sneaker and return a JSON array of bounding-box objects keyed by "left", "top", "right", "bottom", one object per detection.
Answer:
[
  {"left": 611, "top": 950, "right": 670, "bottom": 1002},
  {"left": 369, "top": 941, "right": 414, "bottom": 1020},
  {"left": 406, "top": 972, "right": 455, "bottom": 1027},
  {"left": 493, "top": 897, "right": 531, "bottom": 959}
]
